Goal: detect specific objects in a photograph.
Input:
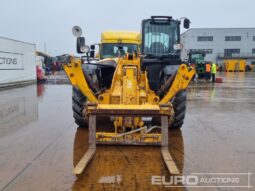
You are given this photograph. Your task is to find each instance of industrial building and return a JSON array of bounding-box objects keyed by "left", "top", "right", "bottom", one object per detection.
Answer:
[
  {"left": 0, "top": 37, "right": 36, "bottom": 88},
  {"left": 181, "top": 28, "right": 255, "bottom": 65}
]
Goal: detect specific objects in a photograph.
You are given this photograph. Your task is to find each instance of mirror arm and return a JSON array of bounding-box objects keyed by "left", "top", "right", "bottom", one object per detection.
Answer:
[{"left": 86, "top": 52, "right": 90, "bottom": 64}]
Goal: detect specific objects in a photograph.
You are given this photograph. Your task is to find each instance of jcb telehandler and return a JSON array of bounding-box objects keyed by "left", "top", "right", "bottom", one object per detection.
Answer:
[{"left": 64, "top": 16, "right": 194, "bottom": 175}]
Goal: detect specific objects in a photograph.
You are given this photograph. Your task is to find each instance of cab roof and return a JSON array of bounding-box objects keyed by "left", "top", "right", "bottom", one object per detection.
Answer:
[{"left": 101, "top": 31, "right": 141, "bottom": 43}]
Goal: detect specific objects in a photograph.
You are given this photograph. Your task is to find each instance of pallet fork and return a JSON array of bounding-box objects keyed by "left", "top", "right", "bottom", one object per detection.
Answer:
[{"left": 73, "top": 104, "right": 179, "bottom": 175}]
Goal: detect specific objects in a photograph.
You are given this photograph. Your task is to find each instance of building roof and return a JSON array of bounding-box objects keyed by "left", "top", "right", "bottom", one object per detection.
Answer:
[
  {"left": 182, "top": 27, "right": 255, "bottom": 36},
  {"left": 0, "top": 36, "right": 35, "bottom": 46}
]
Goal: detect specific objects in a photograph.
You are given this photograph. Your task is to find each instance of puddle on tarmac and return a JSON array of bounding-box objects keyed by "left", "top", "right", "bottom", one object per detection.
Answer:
[{"left": 0, "top": 72, "right": 254, "bottom": 191}]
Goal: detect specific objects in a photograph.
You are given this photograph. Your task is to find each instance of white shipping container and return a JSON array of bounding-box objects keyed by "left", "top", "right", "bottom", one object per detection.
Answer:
[{"left": 0, "top": 37, "right": 36, "bottom": 88}]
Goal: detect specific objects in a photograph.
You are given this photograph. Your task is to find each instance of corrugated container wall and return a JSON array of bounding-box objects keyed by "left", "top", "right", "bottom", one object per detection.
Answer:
[{"left": 0, "top": 37, "right": 36, "bottom": 88}]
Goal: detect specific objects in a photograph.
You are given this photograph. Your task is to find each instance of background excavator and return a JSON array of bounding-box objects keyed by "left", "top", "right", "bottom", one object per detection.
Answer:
[{"left": 64, "top": 16, "right": 194, "bottom": 175}]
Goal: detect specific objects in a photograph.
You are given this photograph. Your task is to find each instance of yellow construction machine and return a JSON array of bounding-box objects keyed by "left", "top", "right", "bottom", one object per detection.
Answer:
[
  {"left": 79, "top": 30, "right": 140, "bottom": 62},
  {"left": 71, "top": 31, "right": 141, "bottom": 123},
  {"left": 98, "top": 31, "right": 140, "bottom": 59},
  {"left": 64, "top": 16, "right": 194, "bottom": 175}
]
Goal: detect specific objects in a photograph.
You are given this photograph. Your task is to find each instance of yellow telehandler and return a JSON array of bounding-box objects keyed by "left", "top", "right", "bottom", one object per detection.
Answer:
[
  {"left": 98, "top": 31, "right": 141, "bottom": 59},
  {"left": 64, "top": 16, "right": 194, "bottom": 175},
  {"left": 71, "top": 31, "right": 140, "bottom": 127}
]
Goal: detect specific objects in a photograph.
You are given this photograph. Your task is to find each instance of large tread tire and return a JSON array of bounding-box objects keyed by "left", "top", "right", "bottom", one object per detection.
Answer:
[
  {"left": 72, "top": 87, "right": 88, "bottom": 128},
  {"left": 170, "top": 90, "right": 187, "bottom": 129}
]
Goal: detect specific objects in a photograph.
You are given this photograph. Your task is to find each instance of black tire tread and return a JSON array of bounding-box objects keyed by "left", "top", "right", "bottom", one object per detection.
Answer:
[
  {"left": 170, "top": 90, "right": 187, "bottom": 129},
  {"left": 72, "top": 87, "right": 88, "bottom": 128}
]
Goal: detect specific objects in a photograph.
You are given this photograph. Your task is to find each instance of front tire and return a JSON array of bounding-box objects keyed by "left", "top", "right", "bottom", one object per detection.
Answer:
[
  {"left": 72, "top": 87, "right": 88, "bottom": 127},
  {"left": 170, "top": 90, "right": 187, "bottom": 129}
]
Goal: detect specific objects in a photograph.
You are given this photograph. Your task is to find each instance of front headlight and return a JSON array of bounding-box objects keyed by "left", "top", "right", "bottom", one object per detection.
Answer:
[
  {"left": 173, "top": 44, "right": 182, "bottom": 50},
  {"left": 81, "top": 45, "right": 90, "bottom": 53}
]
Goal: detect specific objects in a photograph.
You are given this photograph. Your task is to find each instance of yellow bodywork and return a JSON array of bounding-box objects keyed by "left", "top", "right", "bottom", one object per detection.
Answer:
[
  {"left": 101, "top": 31, "right": 141, "bottom": 44},
  {"left": 97, "top": 54, "right": 159, "bottom": 130},
  {"left": 64, "top": 54, "right": 194, "bottom": 143},
  {"left": 98, "top": 55, "right": 158, "bottom": 106},
  {"left": 97, "top": 31, "right": 141, "bottom": 59},
  {"left": 64, "top": 57, "right": 98, "bottom": 103}
]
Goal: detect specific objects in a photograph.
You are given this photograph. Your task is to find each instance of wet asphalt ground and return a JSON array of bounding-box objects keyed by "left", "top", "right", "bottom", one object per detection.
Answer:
[{"left": 0, "top": 72, "right": 254, "bottom": 191}]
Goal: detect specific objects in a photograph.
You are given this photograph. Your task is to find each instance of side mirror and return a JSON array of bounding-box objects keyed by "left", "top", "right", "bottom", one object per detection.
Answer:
[
  {"left": 90, "top": 45, "right": 95, "bottom": 58},
  {"left": 72, "top": 26, "right": 88, "bottom": 54},
  {"left": 183, "top": 18, "right": 190, "bottom": 29},
  {"left": 76, "top": 37, "right": 87, "bottom": 54}
]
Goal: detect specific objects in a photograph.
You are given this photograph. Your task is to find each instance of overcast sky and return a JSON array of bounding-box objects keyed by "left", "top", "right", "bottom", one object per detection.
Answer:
[{"left": 0, "top": 0, "right": 254, "bottom": 56}]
